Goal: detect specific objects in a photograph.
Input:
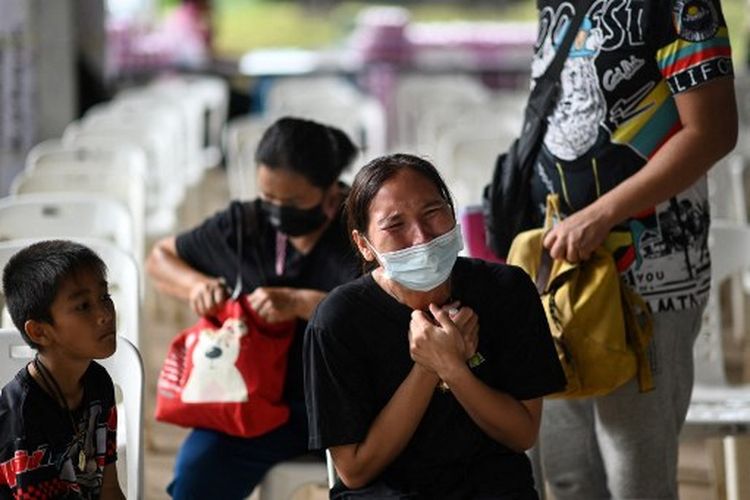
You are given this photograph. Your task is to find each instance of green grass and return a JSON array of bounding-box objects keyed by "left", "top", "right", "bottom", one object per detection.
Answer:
[
  {"left": 205, "top": 0, "right": 745, "bottom": 68},
  {"left": 210, "top": 1, "right": 538, "bottom": 57}
]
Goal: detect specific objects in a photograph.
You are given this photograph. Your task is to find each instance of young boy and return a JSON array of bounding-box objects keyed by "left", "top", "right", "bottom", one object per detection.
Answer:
[{"left": 0, "top": 240, "right": 125, "bottom": 499}]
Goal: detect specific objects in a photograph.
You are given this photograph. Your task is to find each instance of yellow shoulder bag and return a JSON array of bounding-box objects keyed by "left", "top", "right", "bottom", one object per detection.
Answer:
[{"left": 507, "top": 194, "right": 654, "bottom": 399}]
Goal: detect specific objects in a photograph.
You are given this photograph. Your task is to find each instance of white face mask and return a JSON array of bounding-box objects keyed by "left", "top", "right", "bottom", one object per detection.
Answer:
[{"left": 366, "top": 224, "right": 464, "bottom": 292}]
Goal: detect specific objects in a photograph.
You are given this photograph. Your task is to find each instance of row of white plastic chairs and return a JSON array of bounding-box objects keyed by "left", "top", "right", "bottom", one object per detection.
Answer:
[
  {"left": 226, "top": 74, "right": 529, "bottom": 210},
  {"left": 39, "top": 74, "right": 229, "bottom": 237},
  {"left": 224, "top": 76, "right": 388, "bottom": 202},
  {"left": 0, "top": 73, "right": 229, "bottom": 498}
]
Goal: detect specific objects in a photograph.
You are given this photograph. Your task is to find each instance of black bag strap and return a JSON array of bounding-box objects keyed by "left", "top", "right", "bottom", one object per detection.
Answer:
[
  {"left": 230, "top": 201, "right": 268, "bottom": 298},
  {"left": 538, "top": 2, "right": 593, "bottom": 86},
  {"left": 535, "top": 249, "right": 554, "bottom": 295},
  {"left": 522, "top": 1, "right": 594, "bottom": 127}
]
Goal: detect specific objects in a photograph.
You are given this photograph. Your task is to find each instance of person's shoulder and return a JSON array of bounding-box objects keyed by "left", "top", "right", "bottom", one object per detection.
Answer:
[
  {"left": 0, "top": 368, "right": 33, "bottom": 450},
  {"left": 0, "top": 367, "right": 31, "bottom": 416},
  {"left": 309, "top": 275, "right": 373, "bottom": 330},
  {"left": 84, "top": 361, "right": 115, "bottom": 402},
  {"left": 455, "top": 257, "right": 532, "bottom": 289}
]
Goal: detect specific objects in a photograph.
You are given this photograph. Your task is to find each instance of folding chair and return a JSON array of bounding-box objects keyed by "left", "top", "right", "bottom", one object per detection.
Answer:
[
  {"left": 0, "top": 330, "right": 144, "bottom": 499},
  {"left": 0, "top": 238, "right": 141, "bottom": 349}
]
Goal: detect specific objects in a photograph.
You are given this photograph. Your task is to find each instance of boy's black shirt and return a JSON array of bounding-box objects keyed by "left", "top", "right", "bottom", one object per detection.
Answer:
[{"left": 0, "top": 361, "right": 117, "bottom": 499}]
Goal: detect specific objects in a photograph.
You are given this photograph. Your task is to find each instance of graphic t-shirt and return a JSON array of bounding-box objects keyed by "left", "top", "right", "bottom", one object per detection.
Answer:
[
  {"left": 0, "top": 362, "right": 118, "bottom": 499},
  {"left": 529, "top": 0, "right": 733, "bottom": 312}
]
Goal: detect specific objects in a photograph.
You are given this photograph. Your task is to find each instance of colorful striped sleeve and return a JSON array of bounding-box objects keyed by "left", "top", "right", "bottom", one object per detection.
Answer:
[{"left": 655, "top": 0, "right": 733, "bottom": 94}]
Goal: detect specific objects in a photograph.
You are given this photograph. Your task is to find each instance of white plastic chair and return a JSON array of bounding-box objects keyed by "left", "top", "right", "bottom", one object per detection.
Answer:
[
  {"left": 685, "top": 219, "right": 750, "bottom": 500},
  {"left": 394, "top": 74, "right": 490, "bottom": 149},
  {"left": 263, "top": 76, "right": 386, "bottom": 164},
  {"left": 10, "top": 169, "right": 146, "bottom": 267},
  {"left": 0, "top": 194, "right": 135, "bottom": 260},
  {"left": 64, "top": 114, "right": 179, "bottom": 236},
  {"left": 0, "top": 238, "right": 141, "bottom": 348},
  {"left": 148, "top": 74, "right": 230, "bottom": 170},
  {"left": 434, "top": 110, "right": 520, "bottom": 211},
  {"left": 113, "top": 90, "right": 203, "bottom": 186},
  {"left": 223, "top": 116, "right": 271, "bottom": 201},
  {"left": 259, "top": 455, "right": 329, "bottom": 500},
  {"left": 84, "top": 101, "right": 186, "bottom": 205},
  {"left": 26, "top": 139, "right": 148, "bottom": 181},
  {"left": 0, "top": 330, "right": 144, "bottom": 499}
]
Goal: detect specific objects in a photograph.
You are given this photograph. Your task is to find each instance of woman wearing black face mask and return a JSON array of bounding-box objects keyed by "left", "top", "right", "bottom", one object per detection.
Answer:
[{"left": 147, "top": 116, "right": 361, "bottom": 499}]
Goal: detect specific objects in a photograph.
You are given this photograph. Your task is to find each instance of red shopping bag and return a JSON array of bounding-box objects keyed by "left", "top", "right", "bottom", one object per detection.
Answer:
[{"left": 155, "top": 295, "right": 295, "bottom": 438}]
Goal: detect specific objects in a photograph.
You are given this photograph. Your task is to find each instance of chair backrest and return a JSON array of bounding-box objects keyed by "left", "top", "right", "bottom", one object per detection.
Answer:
[
  {"left": 112, "top": 92, "right": 200, "bottom": 185},
  {"left": 0, "top": 238, "right": 141, "bottom": 348},
  {"left": 99, "top": 336, "right": 144, "bottom": 500},
  {"left": 0, "top": 330, "right": 143, "bottom": 499},
  {"left": 166, "top": 74, "right": 229, "bottom": 168},
  {"left": 708, "top": 155, "right": 748, "bottom": 224},
  {"left": 434, "top": 114, "right": 519, "bottom": 210},
  {"left": 694, "top": 219, "right": 750, "bottom": 385},
  {"left": 10, "top": 170, "right": 145, "bottom": 266},
  {"left": 62, "top": 122, "right": 179, "bottom": 235},
  {"left": 223, "top": 116, "right": 270, "bottom": 201},
  {"left": 394, "top": 75, "right": 489, "bottom": 148},
  {"left": 0, "top": 193, "right": 135, "bottom": 259},
  {"left": 26, "top": 139, "right": 148, "bottom": 180}
]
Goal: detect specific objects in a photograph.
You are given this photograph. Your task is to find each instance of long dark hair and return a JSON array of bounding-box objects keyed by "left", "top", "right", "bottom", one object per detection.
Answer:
[{"left": 255, "top": 116, "right": 358, "bottom": 189}]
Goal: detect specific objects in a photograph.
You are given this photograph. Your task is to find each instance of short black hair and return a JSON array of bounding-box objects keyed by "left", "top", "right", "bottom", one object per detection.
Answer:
[
  {"left": 255, "top": 116, "right": 358, "bottom": 189},
  {"left": 2, "top": 240, "right": 107, "bottom": 348}
]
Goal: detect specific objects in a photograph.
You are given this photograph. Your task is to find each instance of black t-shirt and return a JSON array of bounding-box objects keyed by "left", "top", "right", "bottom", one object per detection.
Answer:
[
  {"left": 304, "top": 258, "right": 566, "bottom": 498},
  {"left": 0, "top": 362, "right": 118, "bottom": 499},
  {"left": 175, "top": 198, "right": 361, "bottom": 402}
]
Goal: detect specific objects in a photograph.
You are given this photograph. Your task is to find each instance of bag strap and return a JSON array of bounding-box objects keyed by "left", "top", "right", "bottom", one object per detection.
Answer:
[
  {"left": 536, "top": 250, "right": 553, "bottom": 294},
  {"left": 522, "top": 1, "right": 594, "bottom": 129},
  {"left": 537, "top": 2, "right": 593, "bottom": 88},
  {"left": 535, "top": 194, "right": 563, "bottom": 293},
  {"left": 230, "top": 201, "right": 268, "bottom": 298}
]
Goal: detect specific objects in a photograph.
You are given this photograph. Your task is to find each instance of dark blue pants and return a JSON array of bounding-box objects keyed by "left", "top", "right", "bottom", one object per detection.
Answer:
[{"left": 167, "top": 403, "right": 313, "bottom": 499}]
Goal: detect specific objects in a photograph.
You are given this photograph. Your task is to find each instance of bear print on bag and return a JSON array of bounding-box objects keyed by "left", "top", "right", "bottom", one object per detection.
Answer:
[{"left": 181, "top": 318, "right": 249, "bottom": 403}]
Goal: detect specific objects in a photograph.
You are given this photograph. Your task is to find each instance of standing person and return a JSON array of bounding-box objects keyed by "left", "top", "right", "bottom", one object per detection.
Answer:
[
  {"left": 147, "top": 117, "right": 361, "bottom": 499},
  {"left": 527, "top": 1, "right": 738, "bottom": 498},
  {"left": 304, "top": 154, "right": 566, "bottom": 499},
  {"left": 0, "top": 240, "right": 124, "bottom": 499}
]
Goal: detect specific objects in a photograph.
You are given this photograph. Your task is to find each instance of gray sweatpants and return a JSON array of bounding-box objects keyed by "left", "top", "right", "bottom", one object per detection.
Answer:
[{"left": 539, "top": 306, "right": 705, "bottom": 500}]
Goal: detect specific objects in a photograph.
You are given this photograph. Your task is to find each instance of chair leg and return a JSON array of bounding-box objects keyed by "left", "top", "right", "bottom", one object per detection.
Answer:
[
  {"left": 708, "top": 438, "right": 727, "bottom": 500},
  {"left": 724, "top": 436, "right": 750, "bottom": 500}
]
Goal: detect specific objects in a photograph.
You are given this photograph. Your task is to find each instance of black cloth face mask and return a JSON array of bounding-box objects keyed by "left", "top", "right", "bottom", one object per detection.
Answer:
[{"left": 260, "top": 200, "right": 328, "bottom": 237}]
